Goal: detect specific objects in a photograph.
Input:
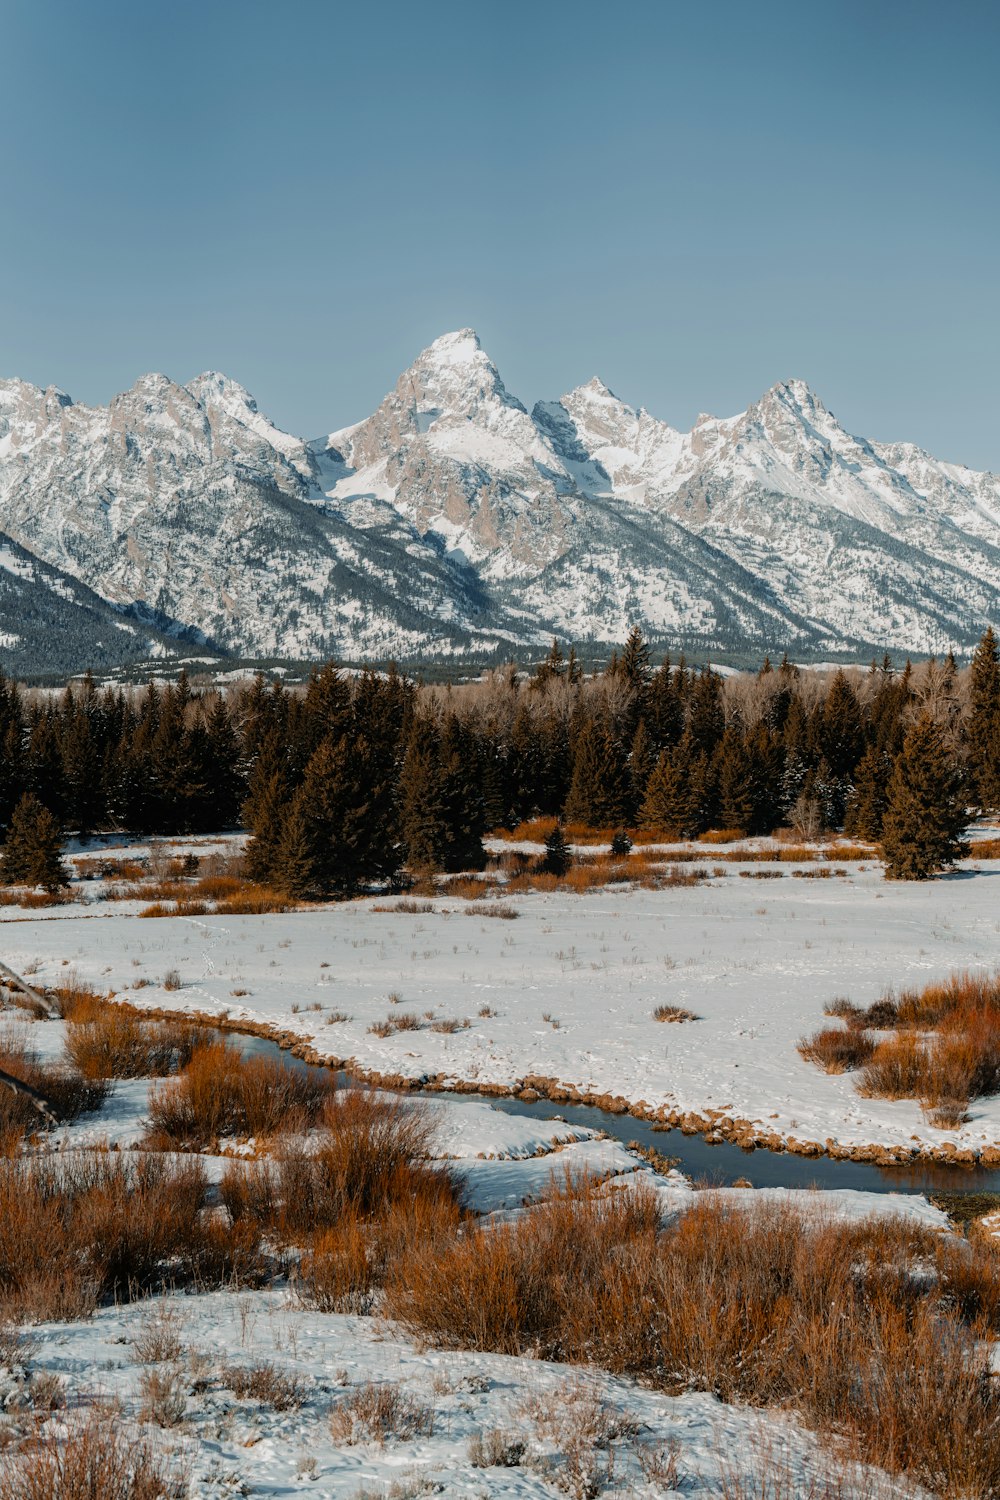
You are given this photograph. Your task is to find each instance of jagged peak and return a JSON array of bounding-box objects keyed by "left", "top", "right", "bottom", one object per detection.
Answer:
[
  {"left": 420, "top": 328, "right": 483, "bottom": 366},
  {"left": 186, "top": 370, "right": 259, "bottom": 411},
  {"left": 761, "top": 377, "right": 826, "bottom": 412}
]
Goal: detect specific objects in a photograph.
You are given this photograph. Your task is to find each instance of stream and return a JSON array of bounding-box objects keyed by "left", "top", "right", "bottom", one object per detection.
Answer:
[{"left": 229, "top": 1032, "right": 1000, "bottom": 1198}]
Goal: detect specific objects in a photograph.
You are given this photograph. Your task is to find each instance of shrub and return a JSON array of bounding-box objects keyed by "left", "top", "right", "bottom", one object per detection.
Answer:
[
  {"left": 0, "top": 1150, "right": 263, "bottom": 1320},
  {"left": 221, "top": 1359, "right": 306, "bottom": 1409},
  {"left": 652, "top": 1004, "right": 698, "bottom": 1023},
  {"left": 797, "top": 1026, "right": 876, "bottom": 1073},
  {"left": 66, "top": 1009, "right": 207, "bottom": 1080},
  {"left": 0, "top": 1031, "right": 108, "bottom": 1137},
  {"left": 137, "top": 1364, "right": 187, "bottom": 1427},
  {"left": 162, "top": 970, "right": 182, "bottom": 992},
  {"left": 131, "top": 1305, "right": 186, "bottom": 1364},
  {"left": 329, "top": 1380, "right": 434, "bottom": 1445},
  {"left": 467, "top": 1427, "right": 526, "bottom": 1467},
  {"left": 145, "top": 1040, "right": 330, "bottom": 1148},
  {"left": 856, "top": 1033, "right": 927, "bottom": 1098},
  {"left": 0, "top": 1407, "right": 181, "bottom": 1499},
  {"left": 384, "top": 1185, "right": 1000, "bottom": 1494},
  {"left": 466, "top": 902, "right": 518, "bottom": 919}
]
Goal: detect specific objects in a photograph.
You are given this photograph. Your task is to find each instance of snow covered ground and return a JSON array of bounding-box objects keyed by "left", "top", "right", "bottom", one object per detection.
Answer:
[
  {"left": 6, "top": 836, "right": 1000, "bottom": 1158},
  {"left": 0, "top": 1000, "right": 939, "bottom": 1498},
  {"left": 5, "top": 1285, "right": 919, "bottom": 1499}
]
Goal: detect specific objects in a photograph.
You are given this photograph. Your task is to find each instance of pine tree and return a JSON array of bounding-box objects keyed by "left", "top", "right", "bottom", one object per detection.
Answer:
[
  {"left": 243, "top": 729, "right": 291, "bottom": 884},
  {"left": 437, "top": 716, "right": 486, "bottom": 872},
  {"left": 197, "top": 699, "right": 243, "bottom": 828},
  {"left": 639, "top": 734, "right": 706, "bottom": 836},
  {"left": 715, "top": 729, "right": 754, "bottom": 834},
  {"left": 564, "top": 715, "right": 628, "bottom": 827},
  {"left": 844, "top": 744, "right": 892, "bottom": 840},
  {"left": 621, "top": 626, "right": 651, "bottom": 689},
  {"left": 1, "top": 793, "right": 68, "bottom": 892},
  {"left": 687, "top": 667, "right": 725, "bottom": 755},
  {"left": 968, "top": 627, "right": 1000, "bottom": 811},
  {"left": 627, "top": 718, "right": 656, "bottom": 821},
  {"left": 273, "top": 733, "right": 401, "bottom": 899},
  {"left": 881, "top": 714, "right": 966, "bottom": 880},
  {"left": 817, "top": 670, "right": 864, "bottom": 780},
  {"left": 274, "top": 792, "right": 321, "bottom": 900},
  {"left": 541, "top": 821, "right": 571, "bottom": 876},
  {"left": 399, "top": 724, "right": 448, "bottom": 874}
]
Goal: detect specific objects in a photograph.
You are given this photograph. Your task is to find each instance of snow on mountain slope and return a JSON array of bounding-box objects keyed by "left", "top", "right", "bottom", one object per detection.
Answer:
[
  {"left": 1, "top": 333, "right": 998, "bottom": 671},
  {"left": 0, "top": 530, "right": 179, "bottom": 676},
  {"left": 0, "top": 368, "right": 519, "bottom": 664}
]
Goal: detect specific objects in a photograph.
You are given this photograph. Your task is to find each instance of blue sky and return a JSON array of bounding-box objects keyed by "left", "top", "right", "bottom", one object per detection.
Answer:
[{"left": 1, "top": 0, "right": 997, "bottom": 466}]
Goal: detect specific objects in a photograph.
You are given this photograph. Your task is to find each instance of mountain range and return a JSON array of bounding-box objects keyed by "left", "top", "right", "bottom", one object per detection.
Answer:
[{"left": 2, "top": 328, "right": 998, "bottom": 675}]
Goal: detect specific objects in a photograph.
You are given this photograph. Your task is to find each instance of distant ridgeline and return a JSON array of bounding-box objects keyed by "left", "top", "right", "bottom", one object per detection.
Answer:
[
  {"left": 1, "top": 626, "right": 998, "bottom": 891},
  {"left": 2, "top": 332, "right": 1000, "bottom": 675}
]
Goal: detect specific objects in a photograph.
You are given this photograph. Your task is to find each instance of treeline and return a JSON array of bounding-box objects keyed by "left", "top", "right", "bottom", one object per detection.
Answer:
[{"left": 2, "top": 627, "right": 1000, "bottom": 893}]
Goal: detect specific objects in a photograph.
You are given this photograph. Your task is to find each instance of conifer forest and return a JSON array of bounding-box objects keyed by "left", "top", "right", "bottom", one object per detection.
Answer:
[{"left": 2, "top": 626, "right": 999, "bottom": 893}]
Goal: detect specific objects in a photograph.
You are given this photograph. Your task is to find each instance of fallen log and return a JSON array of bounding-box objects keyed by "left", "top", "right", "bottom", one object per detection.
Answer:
[{"left": 0, "top": 959, "right": 57, "bottom": 1019}]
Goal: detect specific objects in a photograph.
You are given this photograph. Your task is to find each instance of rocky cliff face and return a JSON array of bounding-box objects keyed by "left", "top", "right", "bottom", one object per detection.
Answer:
[{"left": 2, "top": 331, "right": 998, "bottom": 672}]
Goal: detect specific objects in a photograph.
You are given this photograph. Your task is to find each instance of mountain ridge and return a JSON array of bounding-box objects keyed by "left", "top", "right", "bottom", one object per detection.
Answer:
[{"left": 1, "top": 331, "right": 997, "bottom": 673}]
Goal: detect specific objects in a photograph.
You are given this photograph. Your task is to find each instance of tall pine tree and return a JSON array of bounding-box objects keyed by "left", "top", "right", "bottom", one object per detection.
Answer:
[{"left": 881, "top": 714, "right": 966, "bottom": 880}]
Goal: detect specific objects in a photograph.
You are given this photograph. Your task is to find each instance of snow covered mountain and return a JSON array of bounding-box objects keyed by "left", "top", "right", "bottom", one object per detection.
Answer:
[{"left": 2, "top": 331, "right": 998, "bottom": 672}]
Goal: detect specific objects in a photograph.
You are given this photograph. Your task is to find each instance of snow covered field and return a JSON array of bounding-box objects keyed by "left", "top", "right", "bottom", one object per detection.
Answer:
[
  {"left": 3, "top": 848, "right": 983, "bottom": 1498},
  {"left": 0, "top": 1003, "right": 939, "bottom": 1498},
  {"left": 5, "top": 1284, "right": 917, "bottom": 1498},
  {"left": 6, "top": 837, "right": 1000, "bottom": 1158}
]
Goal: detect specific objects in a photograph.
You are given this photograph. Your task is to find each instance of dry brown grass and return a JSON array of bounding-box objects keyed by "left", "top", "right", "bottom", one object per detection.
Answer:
[
  {"left": 329, "top": 1380, "right": 434, "bottom": 1445},
  {"left": 797, "top": 1026, "right": 877, "bottom": 1073},
  {"left": 807, "top": 972, "right": 1000, "bottom": 1122},
  {"left": 0, "top": 1031, "right": 108, "bottom": 1143},
  {"left": 0, "top": 1150, "right": 264, "bottom": 1320},
  {"left": 220, "top": 1359, "right": 306, "bottom": 1409},
  {"left": 466, "top": 901, "right": 518, "bottom": 919},
  {"left": 965, "top": 837, "right": 1000, "bottom": 859},
  {"left": 0, "top": 1406, "right": 182, "bottom": 1499},
  {"left": 367, "top": 1012, "right": 422, "bottom": 1037},
  {"left": 219, "top": 1090, "right": 462, "bottom": 1311},
  {"left": 65, "top": 1008, "right": 208, "bottom": 1080},
  {"left": 0, "top": 889, "right": 76, "bottom": 909},
  {"left": 215, "top": 884, "right": 292, "bottom": 915},
  {"left": 652, "top": 1004, "right": 698, "bottom": 1023},
  {"left": 384, "top": 1179, "right": 1000, "bottom": 1494},
  {"left": 145, "top": 1040, "right": 330, "bottom": 1149}
]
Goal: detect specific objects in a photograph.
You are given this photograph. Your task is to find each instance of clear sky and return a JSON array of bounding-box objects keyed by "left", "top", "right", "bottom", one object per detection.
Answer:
[{"left": 1, "top": 0, "right": 997, "bottom": 467}]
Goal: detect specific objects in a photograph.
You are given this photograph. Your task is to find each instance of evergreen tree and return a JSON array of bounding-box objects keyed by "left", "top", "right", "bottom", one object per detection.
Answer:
[
  {"left": 817, "top": 670, "right": 864, "bottom": 780},
  {"left": 272, "top": 731, "right": 401, "bottom": 899},
  {"left": 715, "top": 729, "right": 754, "bottom": 833},
  {"left": 399, "top": 723, "right": 448, "bottom": 874},
  {"left": 687, "top": 667, "right": 725, "bottom": 755},
  {"left": 627, "top": 718, "right": 656, "bottom": 822},
  {"left": 564, "top": 715, "right": 629, "bottom": 827},
  {"left": 968, "top": 627, "right": 1000, "bottom": 810},
  {"left": 541, "top": 821, "right": 571, "bottom": 876},
  {"left": 203, "top": 698, "right": 245, "bottom": 828},
  {"left": 844, "top": 744, "right": 892, "bottom": 840},
  {"left": 639, "top": 734, "right": 705, "bottom": 836},
  {"left": 243, "top": 729, "right": 292, "bottom": 884},
  {"left": 1, "top": 793, "right": 68, "bottom": 891},
  {"left": 881, "top": 714, "right": 966, "bottom": 880},
  {"left": 274, "top": 792, "right": 322, "bottom": 900},
  {"left": 437, "top": 715, "right": 486, "bottom": 872},
  {"left": 620, "top": 626, "right": 651, "bottom": 689},
  {"left": 645, "top": 656, "right": 685, "bottom": 751}
]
